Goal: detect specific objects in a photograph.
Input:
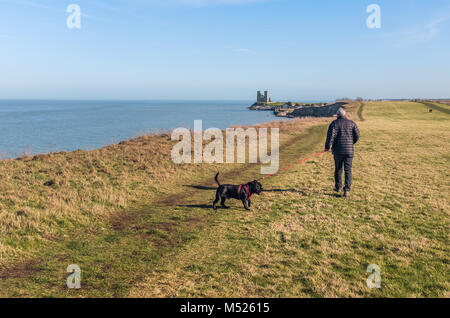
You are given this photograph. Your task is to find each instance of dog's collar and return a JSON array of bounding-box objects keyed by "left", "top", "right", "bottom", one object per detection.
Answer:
[{"left": 238, "top": 184, "right": 252, "bottom": 201}]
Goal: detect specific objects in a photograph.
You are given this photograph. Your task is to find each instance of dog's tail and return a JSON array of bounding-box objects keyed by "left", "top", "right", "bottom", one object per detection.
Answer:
[{"left": 215, "top": 172, "right": 221, "bottom": 186}]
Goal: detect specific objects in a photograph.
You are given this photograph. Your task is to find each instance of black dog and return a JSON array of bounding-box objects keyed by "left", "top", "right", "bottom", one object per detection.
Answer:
[{"left": 213, "top": 172, "right": 263, "bottom": 211}]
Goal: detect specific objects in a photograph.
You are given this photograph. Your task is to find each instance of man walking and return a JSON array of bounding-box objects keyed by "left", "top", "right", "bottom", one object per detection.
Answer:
[{"left": 324, "top": 108, "right": 360, "bottom": 197}]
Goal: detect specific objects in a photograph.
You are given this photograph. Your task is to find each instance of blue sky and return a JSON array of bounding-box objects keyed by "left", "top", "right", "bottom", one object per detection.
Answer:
[{"left": 0, "top": 0, "right": 449, "bottom": 100}]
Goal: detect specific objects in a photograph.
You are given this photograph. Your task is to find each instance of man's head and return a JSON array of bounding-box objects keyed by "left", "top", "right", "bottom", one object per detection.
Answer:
[{"left": 337, "top": 108, "right": 346, "bottom": 118}]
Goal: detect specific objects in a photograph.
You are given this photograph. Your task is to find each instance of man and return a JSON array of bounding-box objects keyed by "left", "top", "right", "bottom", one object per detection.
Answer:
[{"left": 324, "top": 108, "right": 360, "bottom": 197}]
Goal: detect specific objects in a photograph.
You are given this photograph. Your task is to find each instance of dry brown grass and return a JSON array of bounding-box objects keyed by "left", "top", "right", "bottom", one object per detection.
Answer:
[
  {"left": 1, "top": 100, "right": 447, "bottom": 298},
  {"left": 129, "top": 101, "right": 449, "bottom": 298},
  {"left": 0, "top": 116, "right": 324, "bottom": 267}
]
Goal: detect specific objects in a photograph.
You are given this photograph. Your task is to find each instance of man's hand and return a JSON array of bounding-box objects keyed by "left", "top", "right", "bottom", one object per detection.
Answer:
[{"left": 324, "top": 148, "right": 330, "bottom": 153}]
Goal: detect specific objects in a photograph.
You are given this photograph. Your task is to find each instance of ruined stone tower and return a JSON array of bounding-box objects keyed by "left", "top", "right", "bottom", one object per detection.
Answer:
[{"left": 257, "top": 90, "right": 271, "bottom": 103}]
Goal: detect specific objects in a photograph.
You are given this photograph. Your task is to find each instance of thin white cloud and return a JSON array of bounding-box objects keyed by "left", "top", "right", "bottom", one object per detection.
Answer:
[
  {"left": 85, "top": 0, "right": 123, "bottom": 13},
  {"left": 401, "top": 14, "right": 450, "bottom": 45},
  {"left": 234, "top": 48, "right": 257, "bottom": 55}
]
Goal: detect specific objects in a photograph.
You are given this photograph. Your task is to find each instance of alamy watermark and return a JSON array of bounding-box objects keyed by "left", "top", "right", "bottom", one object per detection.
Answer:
[
  {"left": 366, "top": 264, "right": 381, "bottom": 289},
  {"left": 366, "top": 4, "right": 381, "bottom": 29},
  {"left": 67, "top": 264, "right": 81, "bottom": 289},
  {"left": 171, "top": 120, "right": 279, "bottom": 175},
  {"left": 65, "top": 4, "right": 379, "bottom": 31},
  {"left": 67, "top": 4, "right": 81, "bottom": 29},
  {"left": 65, "top": 4, "right": 379, "bottom": 30}
]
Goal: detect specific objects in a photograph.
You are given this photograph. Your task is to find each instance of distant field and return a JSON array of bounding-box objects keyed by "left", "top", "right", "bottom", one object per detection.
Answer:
[
  {"left": 420, "top": 101, "right": 450, "bottom": 115},
  {"left": 0, "top": 101, "right": 448, "bottom": 297},
  {"left": 430, "top": 100, "right": 450, "bottom": 107}
]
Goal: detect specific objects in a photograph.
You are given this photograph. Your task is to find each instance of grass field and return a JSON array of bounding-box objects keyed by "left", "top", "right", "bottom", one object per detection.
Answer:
[{"left": 0, "top": 101, "right": 448, "bottom": 297}]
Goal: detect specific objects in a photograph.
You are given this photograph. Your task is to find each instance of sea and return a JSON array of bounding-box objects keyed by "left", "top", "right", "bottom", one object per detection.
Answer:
[{"left": 0, "top": 99, "right": 293, "bottom": 159}]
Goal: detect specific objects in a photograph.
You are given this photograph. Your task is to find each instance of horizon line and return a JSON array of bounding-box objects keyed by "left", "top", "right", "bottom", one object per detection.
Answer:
[{"left": 0, "top": 97, "right": 448, "bottom": 102}]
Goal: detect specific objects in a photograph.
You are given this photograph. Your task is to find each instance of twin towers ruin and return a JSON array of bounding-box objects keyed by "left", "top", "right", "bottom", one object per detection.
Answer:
[{"left": 256, "top": 90, "right": 272, "bottom": 103}]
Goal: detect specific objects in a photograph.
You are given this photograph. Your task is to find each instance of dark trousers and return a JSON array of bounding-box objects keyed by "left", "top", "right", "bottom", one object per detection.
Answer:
[{"left": 334, "top": 155, "right": 353, "bottom": 192}]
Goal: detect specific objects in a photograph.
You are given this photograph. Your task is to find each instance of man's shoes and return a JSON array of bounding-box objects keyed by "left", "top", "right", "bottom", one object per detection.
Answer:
[
  {"left": 344, "top": 191, "right": 350, "bottom": 198},
  {"left": 334, "top": 187, "right": 341, "bottom": 193}
]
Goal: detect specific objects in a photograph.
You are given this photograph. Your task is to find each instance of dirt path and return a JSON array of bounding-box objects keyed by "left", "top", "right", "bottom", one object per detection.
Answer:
[
  {"left": 357, "top": 102, "right": 365, "bottom": 121},
  {"left": 128, "top": 101, "right": 450, "bottom": 298},
  {"left": 1, "top": 123, "right": 328, "bottom": 297},
  {"left": 125, "top": 125, "right": 329, "bottom": 297}
]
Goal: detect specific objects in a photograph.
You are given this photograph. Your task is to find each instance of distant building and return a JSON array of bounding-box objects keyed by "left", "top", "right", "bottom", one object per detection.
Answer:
[{"left": 257, "top": 90, "right": 271, "bottom": 103}]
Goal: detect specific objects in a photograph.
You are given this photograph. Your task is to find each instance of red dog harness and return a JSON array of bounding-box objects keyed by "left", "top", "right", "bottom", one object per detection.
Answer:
[{"left": 238, "top": 184, "right": 252, "bottom": 201}]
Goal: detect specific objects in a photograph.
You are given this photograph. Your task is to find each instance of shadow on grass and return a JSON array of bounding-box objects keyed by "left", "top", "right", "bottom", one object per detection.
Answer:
[
  {"left": 178, "top": 204, "right": 213, "bottom": 209},
  {"left": 183, "top": 185, "right": 216, "bottom": 190},
  {"left": 264, "top": 189, "right": 307, "bottom": 195},
  {"left": 324, "top": 192, "right": 342, "bottom": 198},
  {"left": 184, "top": 185, "right": 308, "bottom": 196}
]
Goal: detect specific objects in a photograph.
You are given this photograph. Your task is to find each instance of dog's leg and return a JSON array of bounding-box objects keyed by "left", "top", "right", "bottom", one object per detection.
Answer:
[
  {"left": 213, "top": 193, "right": 220, "bottom": 210},
  {"left": 221, "top": 197, "right": 229, "bottom": 209},
  {"left": 242, "top": 199, "right": 250, "bottom": 211},
  {"left": 248, "top": 199, "right": 252, "bottom": 208}
]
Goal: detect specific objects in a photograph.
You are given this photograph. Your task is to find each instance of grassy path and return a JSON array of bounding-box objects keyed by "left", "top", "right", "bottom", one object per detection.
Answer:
[
  {"left": 1, "top": 101, "right": 448, "bottom": 297},
  {"left": 357, "top": 102, "right": 365, "bottom": 121},
  {"left": 130, "top": 101, "right": 449, "bottom": 298},
  {"left": 0, "top": 121, "right": 329, "bottom": 297}
]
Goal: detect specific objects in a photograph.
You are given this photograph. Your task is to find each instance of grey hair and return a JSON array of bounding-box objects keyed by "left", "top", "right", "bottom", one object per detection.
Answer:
[{"left": 337, "top": 107, "right": 346, "bottom": 118}]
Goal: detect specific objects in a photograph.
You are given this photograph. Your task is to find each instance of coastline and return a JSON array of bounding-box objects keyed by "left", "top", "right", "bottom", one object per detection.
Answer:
[
  {"left": 1, "top": 99, "right": 357, "bottom": 161},
  {"left": 4, "top": 115, "right": 296, "bottom": 162},
  {"left": 0, "top": 100, "right": 280, "bottom": 159},
  {"left": 249, "top": 100, "right": 355, "bottom": 118}
]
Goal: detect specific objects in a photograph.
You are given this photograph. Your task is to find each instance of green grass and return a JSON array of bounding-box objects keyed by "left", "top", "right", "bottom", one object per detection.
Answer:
[
  {"left": 0, "top": 101, "right": 448, "bottom": 298},
  {"left": 419, "top": 101, "right": 450, "bottom": 115},
  {"left": 129, "top": 101, "right": 449, "bottom": 298}
]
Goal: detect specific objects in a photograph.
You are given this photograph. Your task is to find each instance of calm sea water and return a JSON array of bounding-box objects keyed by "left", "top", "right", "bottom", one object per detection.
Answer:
[{"left": 0, "top": 100, "right": 291, "bottom": 159}]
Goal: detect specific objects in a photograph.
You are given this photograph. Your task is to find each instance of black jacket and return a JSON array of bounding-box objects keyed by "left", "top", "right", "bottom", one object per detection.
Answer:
[{"left": 325, "top": 117, "right": 360, "bottom": 157}]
